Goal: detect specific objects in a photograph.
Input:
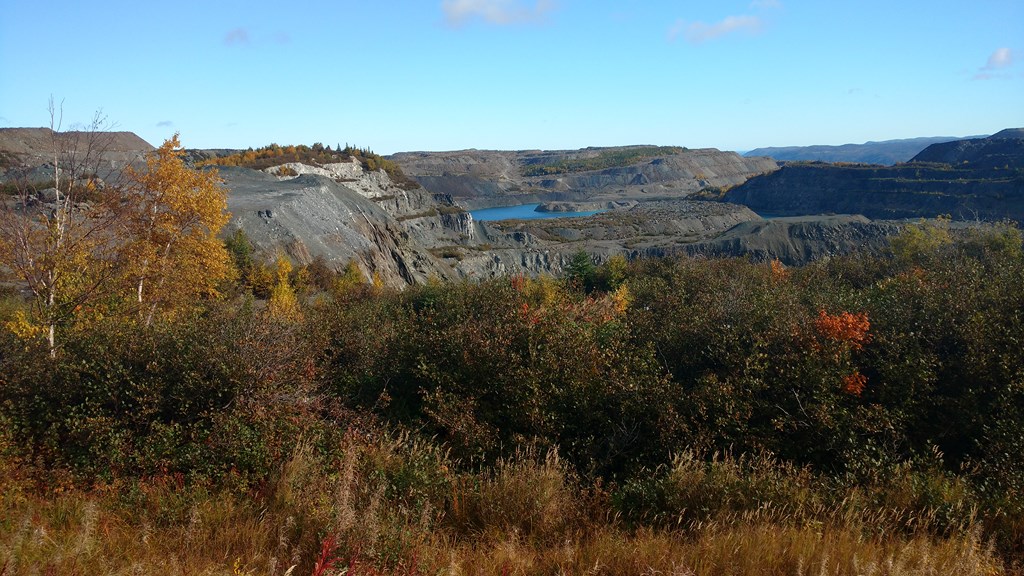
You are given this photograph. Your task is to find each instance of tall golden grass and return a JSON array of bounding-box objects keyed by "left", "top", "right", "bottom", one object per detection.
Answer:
[{"left": 1, "top": 433, "right": 1012, "bottom": 576}]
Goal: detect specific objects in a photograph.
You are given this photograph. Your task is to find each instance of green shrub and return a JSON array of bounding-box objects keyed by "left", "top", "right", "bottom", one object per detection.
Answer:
[{"left": 0, "top": 303, "right": 319, "bottom": 487}]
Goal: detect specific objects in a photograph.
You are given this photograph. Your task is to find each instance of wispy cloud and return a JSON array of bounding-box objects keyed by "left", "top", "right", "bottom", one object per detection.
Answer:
[
  {"left": 156, "top": 120, "right": 175, "bottom": 128},
  {"left": 442, "top": 0, "right": 554, "bottom": 27},
  {"left": 224, "top": 27, "right": 250, "bottom": 46},
  {"left": 670, "top": 1, "right": 778, "bottom": 45},
  {"left": 973, "top": 47, "right": 1013, "bottom": 80},
  {"left": 224, "top": 27, "right": 290, "bottom": 47},
  {"left": 983, "top": 47, "right": 1013, "bottom": 70},
  {"left": 669, "top": 15, "right": 762, "bottom": 43}
]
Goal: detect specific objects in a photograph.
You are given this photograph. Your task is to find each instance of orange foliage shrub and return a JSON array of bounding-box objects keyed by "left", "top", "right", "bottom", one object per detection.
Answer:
[
  {"left": 841, "top": 371, "right": 867, "bottom": 396},
  {"left": 769, "top": 259, "right": 789, "bottom": 282},
  {"left": 813, "top": 310, "right": 871, "bottom": 351},
  {"left": 509, "top": 274, "right": 527, "bottom": 293}
]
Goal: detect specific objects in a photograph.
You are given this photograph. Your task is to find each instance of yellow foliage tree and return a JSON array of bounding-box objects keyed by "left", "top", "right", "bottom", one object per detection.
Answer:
[
  {"left": 610, "top": 283, "right": 632, "bottom": 315},
  {"left": 123, "top": 134, "right": 232, "bottom": 326},
  {"left": 602, "top": 254, "right": 629, "bottom": 289},
  {"left": 331, "top": 260, "right": 365, "bottom": 298},
  {"left": 268, "top": 252, "right": 301, "bottom": 321},
  {"left": 0, "top": 102, "right": 123, "bottom": 354},
  {"left": 889, "top": 217, "right": 951, "bottom": 265}
]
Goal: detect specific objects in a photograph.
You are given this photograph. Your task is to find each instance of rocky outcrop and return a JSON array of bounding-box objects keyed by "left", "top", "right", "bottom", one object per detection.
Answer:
[
  {"left": 448, "top": 248, "right": 573, "bottom": 279},
  {"left": 721, "top": 161, "right": 1024, "bottom": 222},
  {"left": 684, "top": 215, "right": 903, "bottom": 265},
  {"left": 910, "top": 131, "right": 1024, "bottom": 169},
  {"left": 219, "top": 167, "right": 458, "bottom": 287},
  {"left": 263, "top": 160, "right": 400, "bottom": 198},
  {"left": 390, "top": 147, "right": 777, "bottom": 209},
  {"left": 216, "top": 157, "right": 482, "bottom": 284}
]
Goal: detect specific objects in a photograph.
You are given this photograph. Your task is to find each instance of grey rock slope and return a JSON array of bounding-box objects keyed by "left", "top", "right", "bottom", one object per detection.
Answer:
[
  {"left": 438, "top": 200, "right": 756, "bottom": 278},
  {"left": 433, "top": 200, "right": 904, "bottom": 277},
  {"left": 390, "top": 147, "right": 778, "bottom": 209},
  {"left": 723, "top": 130, "right": 1024, "bottom": 222},
  {"left": 687, "top": 215, "right": 902, "bottom": 264},
  {"left": 910, "top": 130, "right": 1024, "bottom": 169},
  {"left": 218, "top": 166, "right": 466, "bottom": 286}
]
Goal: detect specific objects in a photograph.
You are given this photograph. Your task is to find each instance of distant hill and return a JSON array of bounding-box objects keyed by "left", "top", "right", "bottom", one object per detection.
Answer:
[
  {"left": 744, "top": 136, "right": 982, "bottom": 165},
  {"left": 0, "top": 127, "right": 153, "bottom": 171},
  {"left": 722, "top": 130, "right": 1024, "bottom": 222},
  {"left": 911, "top": 130, "right": 1024, "bottom": 169}
]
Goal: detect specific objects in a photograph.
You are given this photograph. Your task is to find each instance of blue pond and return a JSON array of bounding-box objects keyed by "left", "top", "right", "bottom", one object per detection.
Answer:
[{"left": 470, "top": 203, "right": 604, "bottom": 222}]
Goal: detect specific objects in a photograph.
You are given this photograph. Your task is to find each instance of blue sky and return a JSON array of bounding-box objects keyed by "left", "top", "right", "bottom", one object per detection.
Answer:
[{"left": 1, "top": 0, "right": 1021, "bottom": 153}]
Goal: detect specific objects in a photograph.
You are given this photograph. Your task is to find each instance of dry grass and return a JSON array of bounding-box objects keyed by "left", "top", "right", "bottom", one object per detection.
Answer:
[
  {"left": 427, "top": 524, "right": 1003, "bottom": 576},
  {"left": 616, "top": 450, "right": 986, "bottom": 541},
  {"left": 444, "top": 449, "right": 581, "bottom": 544},
  {"left": 2, "top": 501, "right": 1003, "bottom": 576},
  {"left": 0, "top": 438, "right": 1014, "bottom": 576}
]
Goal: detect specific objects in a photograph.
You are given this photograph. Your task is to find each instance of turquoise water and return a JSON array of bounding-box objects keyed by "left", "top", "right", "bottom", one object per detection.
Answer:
[{"left": 470, "top": 203, "right": 604, "bottom": 222}]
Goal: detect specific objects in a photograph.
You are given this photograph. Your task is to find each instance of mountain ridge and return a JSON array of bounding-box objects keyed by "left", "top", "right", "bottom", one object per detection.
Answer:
[
  {"left": 723, "top": 130, "right": 1024, "bottom": 222},
  {"left": 744, "top": 135, "right": 984, "bottom": 165}
]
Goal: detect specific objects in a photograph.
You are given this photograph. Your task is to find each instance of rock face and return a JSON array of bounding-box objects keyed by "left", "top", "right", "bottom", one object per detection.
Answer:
[
  {"left": 686, "top": 215, "right": 903, "bottom": 264},
  {"left": 722, "top": 131, "right": 1024, "bottom": 223},
  {"left": 390, "top": 147, "right": 778, "bottom": 209},
  {"left": 263, "top": 160, "right": 396, "bottom": 198},
  {"left": 910, "top": 131, "right": 1024, "bottom": 169},
  {"left": 218, "top": 166, "right": 465, "bottom": 287},
  {"left": 722, "top": 163, "right": 1023, "bottom": 220},
  {"left": 435, "top": 200, "right": 901, "bottom": 277}
]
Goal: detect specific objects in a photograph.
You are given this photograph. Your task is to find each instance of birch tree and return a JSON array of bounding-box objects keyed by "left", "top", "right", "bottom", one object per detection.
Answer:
[
  {"left": 122, "top": 134, "right": 232, "bottom": 326},
  {"left": 0, "top": 100, "right": 123, "bottom": 355}
]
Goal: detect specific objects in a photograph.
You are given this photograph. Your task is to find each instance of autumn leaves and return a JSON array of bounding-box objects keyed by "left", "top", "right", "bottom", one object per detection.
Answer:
[
  {"left": 123, "top": 135, "right": 233, "bottom": 326},
  {"left": 1, "top": 134, "right": 232, "bottom": 351},
  {"left": 813, "top": 309, "right": 872, "bottom": 397}
]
